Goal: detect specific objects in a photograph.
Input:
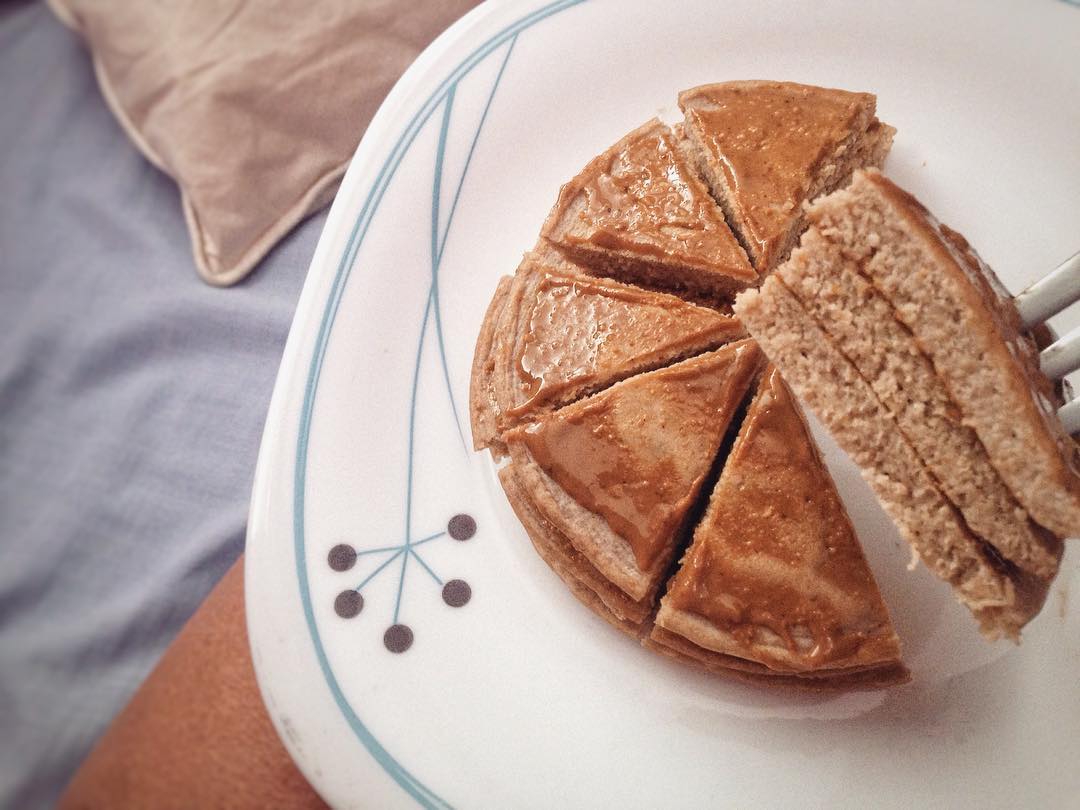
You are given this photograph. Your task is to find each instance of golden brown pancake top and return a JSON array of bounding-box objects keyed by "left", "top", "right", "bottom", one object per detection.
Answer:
[
  {"left": 681, "top": 81, "right": 875, "bottom": 267},
  {"left": 556, "top": 121, "right": 754, "bottom": 282},
  {"left": 518, "top": 341, "right": 761, "bottom": 571},
  {"left": 512, "top": 270, "right": 742, "bottom": 414},
  {"left": 665, "top": 367, "right": 898, "bottom": 671}
]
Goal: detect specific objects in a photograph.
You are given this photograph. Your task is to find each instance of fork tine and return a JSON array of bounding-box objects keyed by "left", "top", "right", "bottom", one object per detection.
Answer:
[
  {"left": 1059, "top": 398, "right": 1080, "bottom": 436},
  {"left": 1014, "top": 251, "right": 1080, "bottom": 329},
  {"left": 1040, "top": 324, "right": 1080, "bottom": 379}
]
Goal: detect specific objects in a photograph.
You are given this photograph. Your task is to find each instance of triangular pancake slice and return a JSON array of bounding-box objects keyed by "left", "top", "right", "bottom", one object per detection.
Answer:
[
  {"left": 652, "top": 367, "right": 907, "bottom": 684},
  {"left": 540, "top": 119, "right": 756, "bottom": 304},
  {"left": 503, "top": 341, "right": 763, "bottom": 630},
  {"left": 774, "top": 186, "right": 1061, "bottom": 578},
  {"left": 800, "top": 169, "right": 1080, "bottom": 541},
  {"left": 470, "top": 248, "right": 745, "bottom": 454},
  {"left": 680, "top": 81, "right": 894, "bottom": 273},
  {"left": 734, "top": 278, "right": 1046, "bottom": 639}
]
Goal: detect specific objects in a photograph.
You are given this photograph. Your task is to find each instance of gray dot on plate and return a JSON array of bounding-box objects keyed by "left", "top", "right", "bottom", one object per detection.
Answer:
[
  {"left": 384, "top": 624, "right": 413, "bottom": 653},
  {"left": 442, "top": 579, "right": 471, "bottom": 607},
  {"left": 447, "top": 513, "right": 476, "bottom": 541},
  {"left": 328, "top": 544, "right": 357, "bottom": 572},
  {"left": 334, "top": 590, "right": 363, "bottom": 618}
]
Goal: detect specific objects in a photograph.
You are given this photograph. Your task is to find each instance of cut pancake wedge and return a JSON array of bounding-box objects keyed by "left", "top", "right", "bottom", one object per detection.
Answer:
[
  {"left": 503, "top": 341, "right": 763, "bottom": 628},
  {"left": 777, "top": 225, "right": 1062, "bottom": 578},
  {"left": 469, "top": 250, "right": 744, "bottom": 454},
  {"left": 652, "top": 367, "right": 907, "bottom": 686},
  {"left": 735, "top": 276, "right": 1051, "bottom": 639},
  {"left": 679, "top": 81, "right": 894, "bottom": 273},
  {"left": 499, "top": 463, "right": 647, "bottom": 635},
  {"left": 802, "top": 169, "right": 1080, "bottom": 540},
  {"left": 540, "top": 118, "right": 756, "bottom": 303}
]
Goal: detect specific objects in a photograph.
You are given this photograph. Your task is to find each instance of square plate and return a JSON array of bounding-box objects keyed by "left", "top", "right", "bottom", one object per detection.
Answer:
[{"left": 246, "top": 1, "right": 1080, "bottom": 807}]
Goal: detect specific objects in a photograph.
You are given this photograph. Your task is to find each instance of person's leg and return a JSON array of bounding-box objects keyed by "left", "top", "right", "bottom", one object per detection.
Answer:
[{"left": 59, "top": 558, "right": 325, "bottom": 809}]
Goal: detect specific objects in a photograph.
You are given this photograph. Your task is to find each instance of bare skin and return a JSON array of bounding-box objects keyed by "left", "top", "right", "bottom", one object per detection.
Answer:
[{"left": 60, "top": 558, "right": 327, "bottom": 809}]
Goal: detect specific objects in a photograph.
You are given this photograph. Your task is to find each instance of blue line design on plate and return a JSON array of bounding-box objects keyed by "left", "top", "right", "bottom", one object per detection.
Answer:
[
  {"left": 356, "top": 549, "right": 406, "bottom": 591},
  {"left": 389, "top": 81, "right": 458, "bottom": 626},
  {"left": 355, "top": 543, "right": 407, "bottom": 557},
  {"left": 412, "top": 530, "right": 445, "bottom": 547},
  {"left": 429, "top": 86, "right": 466, "bottom": 450},
  {"left": 338, "top": 528, "right": 452, "bottom": 603},
  {"left": 429, "top": 34, "right": 520, "bottom": 452},
  {"left": 410, "top": 547, "right": 445, "bottom": 586},
  {"left": 388, "top": 32, "right": 520, "bottom": 629},
  {"left": 291, "top": 2, "right": 586, "bottom": 808}
]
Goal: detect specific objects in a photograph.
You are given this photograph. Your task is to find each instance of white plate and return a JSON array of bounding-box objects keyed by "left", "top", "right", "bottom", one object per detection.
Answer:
[{"left": 245, "top": 1, "right": 1080, "bottom": 807}]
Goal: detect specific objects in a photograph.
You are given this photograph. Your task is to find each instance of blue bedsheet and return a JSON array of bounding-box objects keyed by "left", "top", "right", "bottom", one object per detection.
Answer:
[{"left": 0, "top": 4, "right": 323, "bottom": 805}]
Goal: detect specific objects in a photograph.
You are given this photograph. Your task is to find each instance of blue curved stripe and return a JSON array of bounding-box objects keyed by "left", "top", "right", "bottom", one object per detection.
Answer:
[
  {"left": 429, "top": 87, "right": 463, "bottom": 449},
  {"left": 291, "top": 2, "right": 586, "bottom": 807},
  {"left": 434, "top": 36, "right": 518, "bottom": 273},
  {"left": 430, "top": 35, "right": 520, "bottom": 452}
]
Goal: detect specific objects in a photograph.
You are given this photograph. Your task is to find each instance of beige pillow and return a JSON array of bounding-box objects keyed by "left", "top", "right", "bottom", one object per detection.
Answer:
[{"left": 49, "top": 0, "right": 480, "bottom": 285}]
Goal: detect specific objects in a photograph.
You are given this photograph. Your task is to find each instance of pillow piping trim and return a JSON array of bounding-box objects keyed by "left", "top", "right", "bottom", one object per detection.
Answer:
[{"left": 46, "top": 0, "right": 350, "bottom": 287}]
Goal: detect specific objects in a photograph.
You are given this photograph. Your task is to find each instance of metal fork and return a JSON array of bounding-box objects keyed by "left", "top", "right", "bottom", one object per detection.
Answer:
[{"left": 1014, "top": 251, "right": 1080, "bottom": 433}]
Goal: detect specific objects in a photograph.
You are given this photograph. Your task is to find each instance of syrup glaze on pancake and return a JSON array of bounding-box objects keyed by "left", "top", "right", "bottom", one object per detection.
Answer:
[
  {"left": 512, "top": 270, "right": 742, "bottom": 415},
  {"left": 568, "top": 123, "right": 751, "bottom": 276},
  {"left": 662, "top": 367, "right": 900, "bottom": 672},
  {"left": 680, "top": 81, "right": 884, "bottom": 270},
  {"left": 518, "top": 341, "right": 761, "bottom": 571},
  {"left": 540, "top": 119, "right": 755, "bottom": 297}
]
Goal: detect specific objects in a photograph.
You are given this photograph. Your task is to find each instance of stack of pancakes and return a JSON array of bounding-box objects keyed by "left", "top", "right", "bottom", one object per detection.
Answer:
[{"left": 470, "top": 81, "right": 1074, "bottom": 689}]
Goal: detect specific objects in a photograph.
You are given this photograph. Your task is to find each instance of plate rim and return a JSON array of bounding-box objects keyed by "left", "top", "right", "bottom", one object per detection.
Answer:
[{"left": 244, "top": 2, "right": 586, "bottom": 807}]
